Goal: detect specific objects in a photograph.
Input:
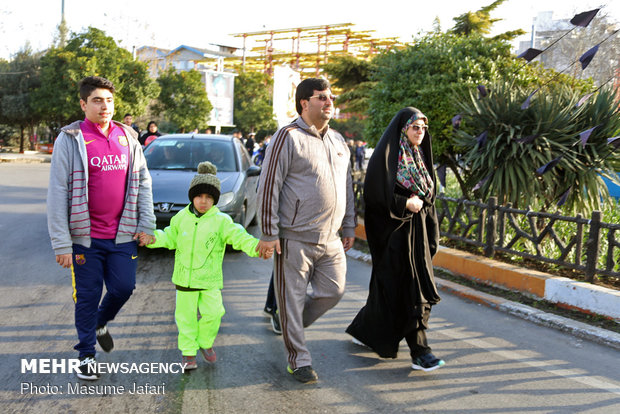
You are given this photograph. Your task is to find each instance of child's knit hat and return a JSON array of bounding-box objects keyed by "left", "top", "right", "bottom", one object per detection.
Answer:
[{"left": 188, "top": 161, "right": 221, "bottom": 204}]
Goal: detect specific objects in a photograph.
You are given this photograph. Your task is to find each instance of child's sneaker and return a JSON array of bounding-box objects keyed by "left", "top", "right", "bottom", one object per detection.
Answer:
[
  {"left": 200, "top": 348, "right": 216, "bottom": 363},
  {"left": 411, "top": 353, "right": 445, "bottom": 372},
  {"left": 182, "top": 355, "right": 197, "bottom": 370},
  {"left": 76, "top": 355, "right": 100, "bottom": 380}
]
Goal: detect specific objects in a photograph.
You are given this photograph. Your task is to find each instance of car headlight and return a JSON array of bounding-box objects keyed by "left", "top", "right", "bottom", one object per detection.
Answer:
[{"left": 217, "top": 192, "right": 235, "bottom": 208}]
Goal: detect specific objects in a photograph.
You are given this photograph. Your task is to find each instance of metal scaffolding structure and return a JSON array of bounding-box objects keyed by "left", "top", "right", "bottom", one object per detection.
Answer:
[{"left": 227, "top": 23, "right": 403, "bottom": 76}]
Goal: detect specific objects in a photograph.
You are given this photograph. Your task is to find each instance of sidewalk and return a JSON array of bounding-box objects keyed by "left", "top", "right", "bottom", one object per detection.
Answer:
[
  {"left": 349, "top": 223, "right": 620, "bottom": 350},
  {"left": 0, "top": 151, "right": 51, "bottom": 163}
]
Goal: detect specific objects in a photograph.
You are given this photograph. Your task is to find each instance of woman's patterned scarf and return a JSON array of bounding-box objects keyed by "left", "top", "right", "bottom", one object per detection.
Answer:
[{"left": 396, "top": 117, "right": 433, "bottom": 197}]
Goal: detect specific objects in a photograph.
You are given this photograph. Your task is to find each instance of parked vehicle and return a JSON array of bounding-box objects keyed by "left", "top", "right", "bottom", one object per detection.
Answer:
[{"left": 144, "top": 134, "right": 261, "bottom": 227}]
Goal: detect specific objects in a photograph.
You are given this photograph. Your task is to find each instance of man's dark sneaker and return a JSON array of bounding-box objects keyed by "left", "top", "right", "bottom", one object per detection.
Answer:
[
  {"left": 96, "top": 325, "right": 114, "bottom": 353},
  {"left": 411, "top": 353, "right": 445, "bottom": 372},
  {"left": 271, "top": 311, "right": 282, "bottom": 335},
  {"left": 77, "top": 355, "right": 99, "bottom": 380},
  {"left": 287, "top": 365, "right": 318, "bottom": 383},
  {"left": 263, "top": 306, "right": 273, "bottom": 318},
  {"left": 182, "top": 355, "right": 197, "bottom": 370}
]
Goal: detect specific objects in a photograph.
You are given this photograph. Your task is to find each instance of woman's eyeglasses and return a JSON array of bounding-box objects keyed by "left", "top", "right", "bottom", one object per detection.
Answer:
[
  {"left": 410, "top": 124, "right": 428, "bottom": 132},
  {"left": 309, "top": 94, "right": 337, "bottom": 102}
]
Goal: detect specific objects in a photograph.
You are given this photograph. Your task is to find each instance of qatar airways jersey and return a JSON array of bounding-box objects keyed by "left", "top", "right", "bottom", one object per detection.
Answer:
[{"left": 80, "top": 118, "right": 130, "bottom": 239}]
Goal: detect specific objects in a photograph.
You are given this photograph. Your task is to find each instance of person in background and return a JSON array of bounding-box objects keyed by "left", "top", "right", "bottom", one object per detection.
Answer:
[
  {"left": 245, "top": 132, "right": 256, "bottom": 156},
  {"left": 122, "top": 113, "right": 141, "bottom": 137},
  {"left": 346, "top": 107, "right": 445, "bottom": 372},
  {"left": 263, "top": 134, "right": 272, "bottom": 147},
  {"left": 142, "top": 121, "right": 161, "bottom": 147},
  {"left": 262, "top": 271, "right": 281, "bottom": 334},
  {"left": 256, "top": 78, "right": 356, "bottom": 384},
  {"left": 253, "top": 134, "right": 272, "bottom": 167},
  {"left": 47, "top": 76, "right": 156, "bottom": 381},
  {"left": 347, "top": 139, "right": 356, "bottom": 170},
  {"left": 355, "top": 140, "right": 366, "bottom": 171}
]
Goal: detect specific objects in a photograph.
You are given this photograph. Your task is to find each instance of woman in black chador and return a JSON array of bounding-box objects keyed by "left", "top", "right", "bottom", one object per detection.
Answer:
[{"left": 346, "top": 107, "right": 445, "bottom": 371}]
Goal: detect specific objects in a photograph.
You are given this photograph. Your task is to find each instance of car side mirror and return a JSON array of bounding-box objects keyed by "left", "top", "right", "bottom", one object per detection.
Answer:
[{"left": 247, "top": 165, "right": 261, "bottom": 177}]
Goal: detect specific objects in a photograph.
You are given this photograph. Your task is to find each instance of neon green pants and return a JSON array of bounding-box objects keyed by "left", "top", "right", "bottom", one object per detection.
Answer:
[{"left": 175, "top": 289, "right": 225, "bottom": 356}]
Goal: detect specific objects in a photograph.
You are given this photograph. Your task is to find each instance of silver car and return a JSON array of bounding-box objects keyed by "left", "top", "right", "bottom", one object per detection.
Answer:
[{"left": 144, "top": 134, "right": 261, "bottom": 227}]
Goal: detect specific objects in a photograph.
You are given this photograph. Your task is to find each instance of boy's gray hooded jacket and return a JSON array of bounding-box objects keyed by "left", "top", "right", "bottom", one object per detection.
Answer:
[{"left": 47, "top": 120, "right": 156, "bottom": 255}]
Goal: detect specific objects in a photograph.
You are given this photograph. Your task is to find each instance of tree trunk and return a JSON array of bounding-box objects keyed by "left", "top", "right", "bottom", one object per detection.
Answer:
[
  {"left": 29, "top": 123, "right": 36, "bottom": 151},
  {"left": 19, "top": 126, "right": 25, "bottom": 153}
]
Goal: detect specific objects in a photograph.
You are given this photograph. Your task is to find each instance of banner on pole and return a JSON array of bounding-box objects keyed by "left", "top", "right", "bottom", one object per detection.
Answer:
[
  {"left": 204, "top": 71, "right": 236, "bottom": 127},
  {"left": 273, "top": 66, "right": 301, "bottom": 128}
]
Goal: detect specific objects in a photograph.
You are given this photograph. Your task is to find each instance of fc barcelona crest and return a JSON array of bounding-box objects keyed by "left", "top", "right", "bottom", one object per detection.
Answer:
[
  {"left": 75, "top": 254, "right": 86, "bottom": 265},
  {"left": 118, "top": 136, "right": 128, "bottom": 146}
]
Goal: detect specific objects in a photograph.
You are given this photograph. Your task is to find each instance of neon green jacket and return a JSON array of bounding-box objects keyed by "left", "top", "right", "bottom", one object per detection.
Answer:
[{"left": 147, "top": 205, "right": 259, "bottom": 290}]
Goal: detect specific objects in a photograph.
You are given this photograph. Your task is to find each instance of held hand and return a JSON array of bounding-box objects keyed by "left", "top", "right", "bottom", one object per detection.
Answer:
[
  {"left": 143, "top": 235, "right": 156, "bottom": 246},
  {"left": 256, "top": 239, "right": 280, "bottom": 259},
  {"left": 342, "top": 237, "right": 355, "bottom": 252},
  {"left": 56, "top": 254, "right": 72, "bottom": 268},
  {"left": 135, "top": 232, "right": 155, "bottom": 246},
  {"left": 406, "top": 195, "right": 424, "bottom": 213},
  {"left": 133, "top": 232, "right": 142, "bottom": 244}
]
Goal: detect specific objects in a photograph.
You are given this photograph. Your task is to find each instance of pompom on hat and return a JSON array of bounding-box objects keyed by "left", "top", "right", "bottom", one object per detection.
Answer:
[{"left": 188, "top": 161, "right": 221, "bottom": 204}]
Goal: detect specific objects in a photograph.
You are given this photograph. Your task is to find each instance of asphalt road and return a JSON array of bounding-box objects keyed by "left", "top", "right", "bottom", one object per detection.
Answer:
[{"left": 1, "top": 163, "right": 619, "bottom": 413}]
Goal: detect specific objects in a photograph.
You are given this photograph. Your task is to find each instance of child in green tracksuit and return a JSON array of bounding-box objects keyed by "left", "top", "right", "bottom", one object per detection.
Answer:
[{"left": 142, "top": 161, "right": 271, "bottom": 369}]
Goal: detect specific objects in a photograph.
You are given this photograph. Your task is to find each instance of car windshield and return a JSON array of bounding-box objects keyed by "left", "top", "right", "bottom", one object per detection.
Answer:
[{"left": 144, "top": 139, "right": 237, "bottom": 172}]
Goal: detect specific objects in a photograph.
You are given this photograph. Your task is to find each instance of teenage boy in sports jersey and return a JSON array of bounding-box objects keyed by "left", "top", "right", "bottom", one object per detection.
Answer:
[{"left": 47, "top": 76, "right": 156, "bottom": 381}]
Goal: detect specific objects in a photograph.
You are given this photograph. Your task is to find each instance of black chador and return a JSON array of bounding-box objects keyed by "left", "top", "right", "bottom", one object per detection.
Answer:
[{"left": 346, "top": 107, "right": 441, "bottom": 359}]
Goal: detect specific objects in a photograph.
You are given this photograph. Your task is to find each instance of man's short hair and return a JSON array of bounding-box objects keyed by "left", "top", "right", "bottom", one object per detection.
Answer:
[
  {"left": 124, "top": 113, "right": 132, "bottom": 118},
  {"left": 295, "top": 78, "right": 330, "bottom": 115},
  {"left": 79, "top": 76, "right": 116, "bottom": 101}
]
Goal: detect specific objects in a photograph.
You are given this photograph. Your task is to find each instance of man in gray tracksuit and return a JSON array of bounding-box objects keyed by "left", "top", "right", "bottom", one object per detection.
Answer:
[{"left": 256, "top": 78, "right": 356, "bottom": 383}]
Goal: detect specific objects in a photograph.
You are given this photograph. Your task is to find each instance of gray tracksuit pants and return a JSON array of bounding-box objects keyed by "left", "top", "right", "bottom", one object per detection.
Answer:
[{"left": 274, "top": 238, "right": 347, "bottom": 369}]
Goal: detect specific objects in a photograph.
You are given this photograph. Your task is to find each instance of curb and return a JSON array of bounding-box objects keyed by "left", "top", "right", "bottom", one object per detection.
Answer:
[
  {"left": 346, "top": 248, "right": 620, "bottom": 350},
  {"left": 432, "top": 246, "right": 620, "bottom": 320},
  {"left": 0, "top": 153, "right": 51, "bottom": 163}
]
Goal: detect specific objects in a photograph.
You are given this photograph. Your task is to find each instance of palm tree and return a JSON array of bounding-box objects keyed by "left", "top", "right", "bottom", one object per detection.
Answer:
[{"left": 450, "top": 0, "right": 524, "bottom": 40}]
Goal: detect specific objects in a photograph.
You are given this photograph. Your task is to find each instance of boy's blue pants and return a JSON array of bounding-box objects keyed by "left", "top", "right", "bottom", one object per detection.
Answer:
[{"left": 71, "top": 239, "right": 137, "bottom": 357}]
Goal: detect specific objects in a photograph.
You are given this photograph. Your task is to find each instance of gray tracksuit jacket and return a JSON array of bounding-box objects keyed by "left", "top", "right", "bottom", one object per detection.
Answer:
[
  {"left": 257, "top": 117, "right": 356, "bottom": 244},
  {"left": 47, "top": 120, "right": 156, "bottom": 255}
]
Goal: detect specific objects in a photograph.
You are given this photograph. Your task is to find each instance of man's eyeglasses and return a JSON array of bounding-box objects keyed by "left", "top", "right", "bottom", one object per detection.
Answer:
[
  {"left": 410, "top": 124, "right": 428, "bottom": 132},
  {"left": 308, "top": 94, "right": 337, "bottom": 102}
]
